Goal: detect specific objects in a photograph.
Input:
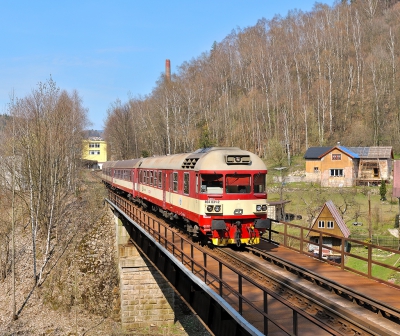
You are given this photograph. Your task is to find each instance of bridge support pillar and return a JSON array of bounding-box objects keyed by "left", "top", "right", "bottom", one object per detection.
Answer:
[{"left": 114, "top": 212, "right": 175, "bottom": 330}]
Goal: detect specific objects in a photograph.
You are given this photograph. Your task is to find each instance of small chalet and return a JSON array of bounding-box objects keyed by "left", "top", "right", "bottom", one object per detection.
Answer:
[
  {"left": 304, "top": 145, "right": 393, "bottom": 187},
  {"left": 307, "top": 200, "right": 350, "bottom": 260}
]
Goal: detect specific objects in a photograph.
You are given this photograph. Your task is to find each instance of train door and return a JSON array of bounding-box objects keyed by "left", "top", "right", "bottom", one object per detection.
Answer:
[
  {"left": 195, "top": 173, "right": 199, "bottom": 211},
  {"left": 132, "top": 168, "right": 137, "bottom": 196},
  {"left": 162, "top": 170, "right": 166, "bottom": 209},
  {"left": 169, "top": 171, "right": 177, "bottom": 205}
]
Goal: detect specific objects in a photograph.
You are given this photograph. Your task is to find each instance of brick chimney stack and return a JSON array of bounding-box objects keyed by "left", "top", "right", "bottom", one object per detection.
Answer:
[{"left": 165, "top": 59, "right": 171, "bottom": 82}]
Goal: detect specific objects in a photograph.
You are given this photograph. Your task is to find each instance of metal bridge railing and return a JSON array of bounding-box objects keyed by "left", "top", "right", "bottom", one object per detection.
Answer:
[{"left": 268, "top": 220, "right": 400, "bottom": 290}]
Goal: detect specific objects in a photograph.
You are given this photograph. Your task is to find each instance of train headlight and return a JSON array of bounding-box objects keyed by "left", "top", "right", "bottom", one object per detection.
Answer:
[
  {"left": 214, "top": 205, "right": 221, "bottom": 212},
  {"left": 207, "top": 205, "right": 214, "bottom": 212},
  {"left": 262, "top": 205, "right": 267, "bottom": 211},
  {"left": 256, "top": 205, "right": 262, "bottom": 212}
]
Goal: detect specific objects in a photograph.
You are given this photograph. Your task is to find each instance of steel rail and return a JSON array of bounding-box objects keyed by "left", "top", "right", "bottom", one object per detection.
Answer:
[
  {"left": 251, "top": 241, "right": 400, "bottom": 323},
  {"left": 219, "top": 247, "right": 393, "bottom": 336}
]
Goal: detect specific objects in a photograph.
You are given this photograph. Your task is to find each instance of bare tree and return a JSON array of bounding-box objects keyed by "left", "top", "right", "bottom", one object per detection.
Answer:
[{"left": 5, "top": 78, "right": 88, "bottom": 310}]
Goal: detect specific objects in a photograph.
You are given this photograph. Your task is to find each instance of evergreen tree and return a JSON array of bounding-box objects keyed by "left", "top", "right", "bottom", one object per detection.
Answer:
[{"left": 380, "top": 180, "right": 387, "bottom": 201}]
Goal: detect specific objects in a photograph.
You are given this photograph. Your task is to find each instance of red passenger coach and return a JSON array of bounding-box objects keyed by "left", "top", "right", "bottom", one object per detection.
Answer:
[{"left": 102, "top": 147, "right": 270, "bottom": 247}]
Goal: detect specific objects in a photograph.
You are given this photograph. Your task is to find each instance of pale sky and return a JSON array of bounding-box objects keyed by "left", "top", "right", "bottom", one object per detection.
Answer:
[{"left": 0, "top": 1, "right": 333, "bottom": 130}]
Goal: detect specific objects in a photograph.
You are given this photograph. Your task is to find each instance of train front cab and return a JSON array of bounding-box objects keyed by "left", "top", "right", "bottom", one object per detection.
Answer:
[{"left": 197, "top": 170, "right": 270, "bottom": 247}]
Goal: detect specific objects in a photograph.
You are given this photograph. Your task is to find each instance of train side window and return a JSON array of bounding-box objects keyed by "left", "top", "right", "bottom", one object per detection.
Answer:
[
  {"left": 183, "top": 173, "right": 189, "bottom": 195},
  {"left": 172, "top": 172, "right": 178, "bottom": 192},
  {"left": 253, "top": 173, "right": 266, "bottom": 193},
  {"left": 139, "top": 170, "right": 142, "bottom": 183},
  {"left": 150, "top": 171, "right": 153, "bottom": 186},
  {"left": 158, "top": 171, "right": 162, "bottom": 188},
  {"left": 153, "top": 171, "right": 157, "bottom": 187}
]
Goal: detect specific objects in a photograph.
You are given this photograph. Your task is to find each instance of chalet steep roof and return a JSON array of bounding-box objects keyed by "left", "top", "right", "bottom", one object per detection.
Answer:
[{"left": 311, "top": 200, "right": 350, "bottom": 238}]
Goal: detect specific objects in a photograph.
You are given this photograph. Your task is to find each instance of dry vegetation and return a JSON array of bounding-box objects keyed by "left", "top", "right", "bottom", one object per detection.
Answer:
[{"left": 0, "top": 168, "right": 123, "bottom": 335}]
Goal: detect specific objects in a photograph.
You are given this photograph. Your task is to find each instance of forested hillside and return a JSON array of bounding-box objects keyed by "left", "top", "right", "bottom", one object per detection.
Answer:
[{"left": 105, "top": 0, "right": 400, "bottom": 161}]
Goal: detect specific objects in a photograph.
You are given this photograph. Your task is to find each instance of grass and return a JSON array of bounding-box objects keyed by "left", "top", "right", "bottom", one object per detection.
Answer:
[{"left": 345, "top": 246, "right": 400, "bottom": 283}]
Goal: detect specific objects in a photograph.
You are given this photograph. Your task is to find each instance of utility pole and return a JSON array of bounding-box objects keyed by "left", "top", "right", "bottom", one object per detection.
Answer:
[
  {"left": 275, "top": 167, "right": 287, "bottom": 201},
  {"left": 368, "top": 192, "right": 372, "bottom": 241}
]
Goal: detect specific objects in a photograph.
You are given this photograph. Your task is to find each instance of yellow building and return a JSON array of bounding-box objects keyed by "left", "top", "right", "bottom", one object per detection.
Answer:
[{"left": 82, "top": 137, "right": 107, "bottom": 169}]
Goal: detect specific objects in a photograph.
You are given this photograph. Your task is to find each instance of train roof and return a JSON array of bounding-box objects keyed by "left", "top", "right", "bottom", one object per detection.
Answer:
[
  {"left": 102, "top": 158, "right": 142, "bottom": 169},
  {"left": 139, "top": 147, "right": 267, "bottom": 171}
]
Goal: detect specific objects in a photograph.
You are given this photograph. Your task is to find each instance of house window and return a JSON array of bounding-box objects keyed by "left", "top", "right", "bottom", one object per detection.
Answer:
[
  {"left": 89, "top": 150, "right": 100, "bottom": 155},
  {"left": 314, "top": 167, "right": 319, "bottom": 173},
  {"left": 330, "top": 169, "right": 343, "bottom": 177},
  {"left": 184, "top": 173, "right": 189, "bottom": 195},
  {"left": 318, "top": 220, "right": 325, "bottom": 228},
  {"left": 172, "top": 172, "right": 178, "bottom": 192},
  {"left": 89, "top": 143, "right": 100, "bottom": 148},
  {"left": 327, "top": 221, "right": 334, "bottom": 229},
  {"left": 332, "top": 154, "right": 341, "bottom": 160}
]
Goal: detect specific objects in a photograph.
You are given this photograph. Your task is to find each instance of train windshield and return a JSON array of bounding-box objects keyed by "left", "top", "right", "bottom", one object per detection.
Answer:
[
  {"left": 200, "top": 174, "right": 223, "bottom": 194},
  {"left": 254, "top": 173, "right": 266, "bottom": 193},
  {"left": 225, "top": 174, "right": 251, "bottom": 193}
]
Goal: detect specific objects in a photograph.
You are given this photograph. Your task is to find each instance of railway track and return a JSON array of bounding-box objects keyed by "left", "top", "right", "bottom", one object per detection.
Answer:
[
  {"left": 109, "top": 191, "right": 399, "bottom": 335},
  {"left": 248, "top": 241, "right": 400, "bottom": 324},
  {"left": 216, "top": 246, "right": 400, "bottom": 336}
]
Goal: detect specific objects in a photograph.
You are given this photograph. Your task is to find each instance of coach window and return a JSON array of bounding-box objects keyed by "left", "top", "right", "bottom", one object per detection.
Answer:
[
  {"left": 158, "top": 171, "right": 162, "bottom": 188},
  {"left": 183, "top": 173, "right": 189, "bottom": 195},
  {"left": 150, "top": 171, "right": 153, "bottom": 186},
  {"left": 226, "top": 174, "right": 250, "bottom": 193},
  {"left": 153, "top": 172, "right": 157, "bottom": 187},
  {"left": 200, "top": 174, "right": 223, "bottom": 194},
  {"left": 253, "top": 173, "right": 266, "bottom": 193},
  {"left": 144, "top": 170, "right": 147, "bottom": 184},
  {"left": 172, "top": 172, "right": 178, "bottom": 192}
]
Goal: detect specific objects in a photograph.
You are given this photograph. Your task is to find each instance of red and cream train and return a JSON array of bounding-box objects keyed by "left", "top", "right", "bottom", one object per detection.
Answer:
[{"left": 101, "top": 147, "right": 270, "bottom": 247}]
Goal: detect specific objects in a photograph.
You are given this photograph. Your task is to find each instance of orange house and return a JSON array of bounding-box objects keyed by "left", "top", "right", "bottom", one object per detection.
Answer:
[{"left": 304, "top": 145, "right": 358, "bottom": 187}]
